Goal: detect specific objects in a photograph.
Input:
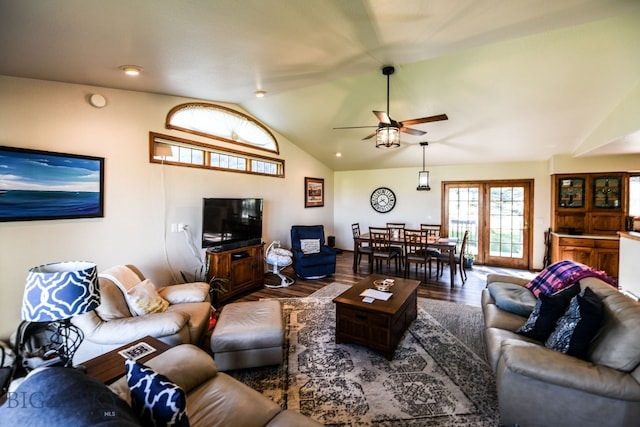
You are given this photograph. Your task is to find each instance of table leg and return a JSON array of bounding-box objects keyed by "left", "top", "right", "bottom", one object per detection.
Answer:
[{"left": 353, "top": 247, "right": 358, "bottom": 272}]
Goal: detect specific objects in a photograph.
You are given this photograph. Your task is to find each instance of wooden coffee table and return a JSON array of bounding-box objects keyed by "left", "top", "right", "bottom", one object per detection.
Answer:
[
  {"left": 82, "top": 336, "right": 171, "bottom": 384},
  {"left": 332, "top": 275, "right": 420, "bottom": 360}
]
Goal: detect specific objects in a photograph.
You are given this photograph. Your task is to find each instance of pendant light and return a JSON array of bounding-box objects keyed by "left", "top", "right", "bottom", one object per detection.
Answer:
[{"left": 417, "top": 141, "right": 431, "bottom": 191}]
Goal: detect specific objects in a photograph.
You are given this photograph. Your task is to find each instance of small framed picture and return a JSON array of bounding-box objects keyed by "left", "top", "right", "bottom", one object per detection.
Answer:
[
  {"left": 118, "top": 342, "right": 156, "bottom": 361},
  {"left": 305, "top": 177, "right": 324, "bottom": 208}
]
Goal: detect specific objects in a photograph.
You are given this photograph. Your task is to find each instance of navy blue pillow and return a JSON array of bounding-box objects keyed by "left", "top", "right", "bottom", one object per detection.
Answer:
[
  {"left": 545, "top": 287, "right": 604, "bottom": 359},
  {"left": 516, "top": 283, "right": 580, "bottom": 341},
  {"left": 125, "top": 359, "right": 189, "bottom": 427}
]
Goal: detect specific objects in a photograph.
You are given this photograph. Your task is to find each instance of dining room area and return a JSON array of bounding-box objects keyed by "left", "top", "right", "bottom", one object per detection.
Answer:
[{"left": 351, "top": 222, "right": 469, "bottom": 289}]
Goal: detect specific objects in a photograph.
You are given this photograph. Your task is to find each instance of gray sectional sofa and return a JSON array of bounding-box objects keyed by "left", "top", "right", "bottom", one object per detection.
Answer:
[{"left": 482, "top": 273, "right": 640, "bottom": 427}]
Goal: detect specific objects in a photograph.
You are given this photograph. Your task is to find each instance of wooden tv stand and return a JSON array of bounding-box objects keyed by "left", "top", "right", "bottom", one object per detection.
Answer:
[{"left": 206, "top": 242, "right": 264, "bottom": 306}]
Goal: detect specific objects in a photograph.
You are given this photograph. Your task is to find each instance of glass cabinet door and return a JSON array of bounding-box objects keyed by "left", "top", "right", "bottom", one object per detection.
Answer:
[
  {"left": 558, "top": 177, "right": 585, "bottom": 208},
  {"left": 593, "top": 176, "right": 622, "bottom": 209}
]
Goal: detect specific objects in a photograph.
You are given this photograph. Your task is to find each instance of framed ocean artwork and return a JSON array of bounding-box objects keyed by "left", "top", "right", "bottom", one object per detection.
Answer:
[{"left": 0, "top": 146, "right": 105, "bottom": 222}]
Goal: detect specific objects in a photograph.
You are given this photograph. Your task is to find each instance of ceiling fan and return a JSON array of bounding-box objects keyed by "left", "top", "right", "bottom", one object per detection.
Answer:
[{"left": 333, "top": 65, "right": 448, "bottom": 142}]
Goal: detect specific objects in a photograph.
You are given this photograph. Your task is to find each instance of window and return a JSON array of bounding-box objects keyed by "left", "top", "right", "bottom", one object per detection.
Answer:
[
  {"left": 630, "top": 175, "right": 640, "bottom": 217},
  {"left": 166, "top": 103, "right": 279, "bottom": 154},
  {"left": 150, "top": 132, "right": 284, "bottom": 177}
]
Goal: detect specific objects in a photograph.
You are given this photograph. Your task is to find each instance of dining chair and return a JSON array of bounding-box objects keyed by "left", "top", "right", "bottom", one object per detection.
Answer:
[
  {"left": 403, "top": 228, "right": 432, "bottom": 282},
  {"left": 420, "top": 223, "right": 443, "bottom": 260},
  {"left": 351, "top": 223, "right": 372, "bottom": 272},
  {"left": 386, "top": 222, "right": 406, "bottom": 267},
  {"left": 437, "top": 230, "right": 469, "bottom": 283},
  {"left": 420, "top": 224, "right": 441, "bottom": 238},
  {"left": 369, "top": 227, "right": 400, "bottom": 274}
]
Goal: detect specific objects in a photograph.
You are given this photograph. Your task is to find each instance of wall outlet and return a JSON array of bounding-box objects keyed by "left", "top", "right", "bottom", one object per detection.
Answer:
[
  {"left": 170, "top": 224, "right": 178, "bottom": 233},
  {"left": 178, "top": 223, "right": 186, "bottom": 232}
]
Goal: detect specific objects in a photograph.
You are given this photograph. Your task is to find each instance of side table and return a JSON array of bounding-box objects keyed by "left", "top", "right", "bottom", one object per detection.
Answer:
[{"left": 82, "top": 336, "right": 171, "bottom": 384}]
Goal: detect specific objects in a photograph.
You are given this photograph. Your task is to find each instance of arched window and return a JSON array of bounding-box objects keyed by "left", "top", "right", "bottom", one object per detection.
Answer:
[
  {"left": 151, "top": 103, "right": 284, "bottom": 177},
  {"left": 166, "top": 102, "right": 279, "bottom": 154}
]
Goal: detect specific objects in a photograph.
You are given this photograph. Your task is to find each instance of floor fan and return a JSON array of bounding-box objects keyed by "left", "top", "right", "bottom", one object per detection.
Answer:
[{"left": 265, "top": 240, "right": 295, "bottom": 288}]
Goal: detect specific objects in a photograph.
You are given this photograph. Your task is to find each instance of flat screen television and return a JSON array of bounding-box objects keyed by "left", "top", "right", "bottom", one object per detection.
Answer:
[{"left": 202, "top": 198, "right": 263, "bottom": 250}]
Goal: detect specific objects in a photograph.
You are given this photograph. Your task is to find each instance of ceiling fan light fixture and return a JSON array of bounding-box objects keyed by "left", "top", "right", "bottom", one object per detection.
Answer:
[
  {"left": 417, "top": 141, "right": 431, "bottom": 191},
  {"left": 376, "top": 126, "right": 400, "bottom": 148}
]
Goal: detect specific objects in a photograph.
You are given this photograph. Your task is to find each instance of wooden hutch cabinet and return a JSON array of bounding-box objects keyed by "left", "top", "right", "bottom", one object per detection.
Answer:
[
  {"left": 550, "top": 172, "right": 629, "bottom": 280},
  {"left": 205, "top": 242, "right": 264, "bottom": 305},
  {"left": 551, "top": 173, "right": 628, "bottom": 235}
]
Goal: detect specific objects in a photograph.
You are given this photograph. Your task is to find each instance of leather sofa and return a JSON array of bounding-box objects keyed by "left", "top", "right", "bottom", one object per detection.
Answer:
[
  {"left": 110, "top": 344, "right": 322, "bottom": 426},
  {"left": 482, "top": 273, "right": 640, "bottom": 427},
  {"left": 71, "top": 264, "right": 212, "bottom": 363},
  {"left": 1, "top": 344, "right": 321, "bottom": 426}
]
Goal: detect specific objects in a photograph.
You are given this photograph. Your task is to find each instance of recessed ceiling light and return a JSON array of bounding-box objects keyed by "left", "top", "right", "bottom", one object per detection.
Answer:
[
  {"left": 336, "top": 152, "right": 342, "bottom": 157},
  {"left": 255, "top": 90, "right": 266, "bottom": 98},
  {"left": 119, "top": 65, "right": 142, "bottom": 76}
]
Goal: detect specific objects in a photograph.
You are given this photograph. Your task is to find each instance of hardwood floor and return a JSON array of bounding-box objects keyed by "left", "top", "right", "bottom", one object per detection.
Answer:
[{"left": 231, "top": 250, "right": 536, "bottom": 308}]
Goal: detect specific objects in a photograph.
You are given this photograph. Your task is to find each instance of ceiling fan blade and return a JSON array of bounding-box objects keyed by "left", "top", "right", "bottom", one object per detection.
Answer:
[
  {"left": 373, "top": 110, "right": 391, "bottom": 124},
  {"left": 333, "top": 125, "right": 378, "bottom": 130},
  {"left": 362, "top": 131, "right": 377, "bottom": 140},
  {"left": 400, "top": 114, "right": 448, "bottom": 127},
  {"left": 400, "top": 127, "right": 426, "bottom": 136}
]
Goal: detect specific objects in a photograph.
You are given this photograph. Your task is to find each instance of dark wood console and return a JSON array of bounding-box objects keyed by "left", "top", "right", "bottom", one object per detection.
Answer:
[{"left": 206, "top": 242, "right": 264, "bottom": 305}]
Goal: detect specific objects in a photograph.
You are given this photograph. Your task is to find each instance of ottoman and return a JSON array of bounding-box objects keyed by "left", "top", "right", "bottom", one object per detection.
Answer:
[{"left": 210, "top": 300, "right": 284, "bottom": 370}]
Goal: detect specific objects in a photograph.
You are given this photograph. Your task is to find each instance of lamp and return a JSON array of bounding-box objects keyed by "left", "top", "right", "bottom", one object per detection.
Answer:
[
  {"left": 21, "top": 261, "right": 100, "bottom": 367},
  {"left": 154, "top": 142, "right": 173, "bottom": 159},
  {"left": 417, "top": 141, "right": 431, "bottom": 191},
  {"left": 376, "top": 126, "right": 400, "bottom": 148}
]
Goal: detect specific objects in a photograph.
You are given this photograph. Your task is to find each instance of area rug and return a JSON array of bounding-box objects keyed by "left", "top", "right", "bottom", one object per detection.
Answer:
[
  {"left": 228, "top": 292, "right": 498, "bottom": 426},
  {"left": 311, "top": 282, "right": 488, "bottom": 361}
]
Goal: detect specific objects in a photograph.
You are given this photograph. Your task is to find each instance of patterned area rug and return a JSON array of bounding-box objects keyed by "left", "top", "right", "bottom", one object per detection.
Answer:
[
  {"left": 312, "top": 282, "right": 488, "bottom": 362},
  {"left": 228, "top": 291, "right": 498, "bottom": 426}
]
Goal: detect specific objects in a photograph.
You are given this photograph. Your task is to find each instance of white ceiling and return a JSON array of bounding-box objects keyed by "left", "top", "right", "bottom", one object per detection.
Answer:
[{"left": 1, "top": 0, "right": 639, "bottom": 171}]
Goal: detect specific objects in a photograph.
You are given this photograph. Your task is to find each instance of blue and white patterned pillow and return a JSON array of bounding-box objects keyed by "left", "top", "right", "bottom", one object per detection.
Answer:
[{"left": 125, "top": 359, "right": 189, "bottom": 427}]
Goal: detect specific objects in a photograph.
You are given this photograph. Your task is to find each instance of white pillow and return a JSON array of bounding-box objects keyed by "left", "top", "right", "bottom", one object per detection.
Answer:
[
  {"left": 125, "top": 279, "right": 169, "bottom": 316},
  {"left": 157, "top": 282, "right": 209, "bottom": 304},
  {"left": 300, "top": 239, "right": 321, "bottom": 254}
]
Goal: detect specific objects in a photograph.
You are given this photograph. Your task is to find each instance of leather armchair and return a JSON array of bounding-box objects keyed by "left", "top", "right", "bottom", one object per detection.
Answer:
[
  {"left": 71, "top": 264, "right": 211, "bottom": 363},
  {"left": 290, "top": 225, "right": 336, "bottom": 279}
]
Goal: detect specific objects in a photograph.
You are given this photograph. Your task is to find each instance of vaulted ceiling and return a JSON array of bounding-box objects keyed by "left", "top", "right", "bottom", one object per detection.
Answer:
[{"left": 1, "top": 0, "right": 639, "bottom": 170}]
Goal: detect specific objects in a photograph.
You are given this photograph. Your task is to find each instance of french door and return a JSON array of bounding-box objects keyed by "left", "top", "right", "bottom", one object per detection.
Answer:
[{"left": 442, "top": 180, "right": 533, "bottom": 269}]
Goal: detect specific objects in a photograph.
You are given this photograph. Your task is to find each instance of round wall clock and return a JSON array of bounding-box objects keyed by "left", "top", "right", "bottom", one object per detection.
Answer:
[{"left": 370, "top": 187, "right": 396, "bottom": 213}]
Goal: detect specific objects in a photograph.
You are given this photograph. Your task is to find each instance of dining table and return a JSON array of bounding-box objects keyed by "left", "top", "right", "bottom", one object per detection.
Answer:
[{"left": 353, "top": 232, "right": 459, "bottom": 288}]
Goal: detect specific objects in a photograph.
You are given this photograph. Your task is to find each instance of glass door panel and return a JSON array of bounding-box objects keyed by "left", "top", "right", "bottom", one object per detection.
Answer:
[
  {"left": 445, "top": 185, "right": 479, "bottom": 257},
  {"left": 485, "top": 184, "right": 530, "bottom": 268},
  {"left": 443, "top": 180, "right": 532, "bottom": 269}
]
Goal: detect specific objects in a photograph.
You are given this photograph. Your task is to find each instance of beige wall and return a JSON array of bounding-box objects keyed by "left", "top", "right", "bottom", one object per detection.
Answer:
[{"left": 0, "top": 76, "right": 334, "bottom": 339}]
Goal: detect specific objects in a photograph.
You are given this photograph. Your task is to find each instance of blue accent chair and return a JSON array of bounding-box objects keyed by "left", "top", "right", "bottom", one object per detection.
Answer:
[{"left": 290, "top": 225, "right": 337, "bottom": 279}]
